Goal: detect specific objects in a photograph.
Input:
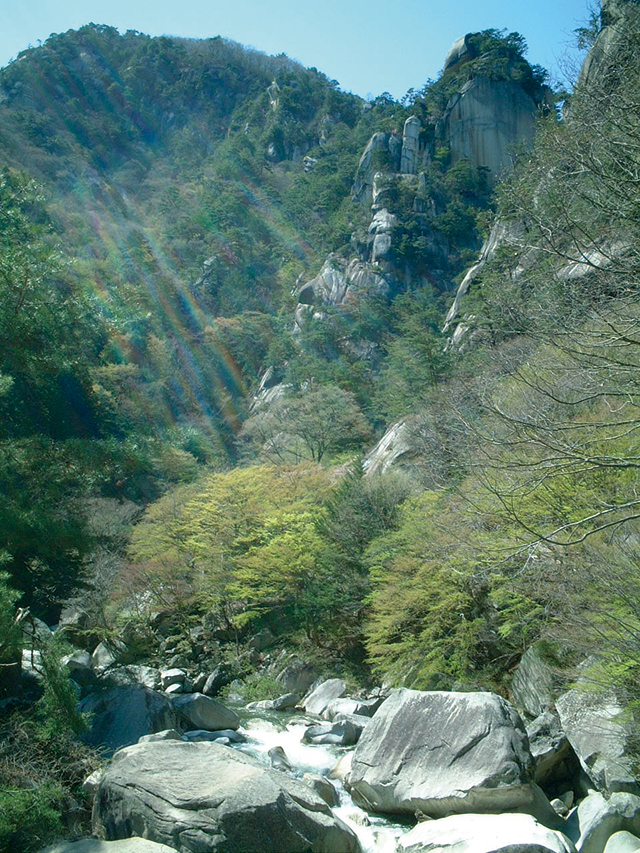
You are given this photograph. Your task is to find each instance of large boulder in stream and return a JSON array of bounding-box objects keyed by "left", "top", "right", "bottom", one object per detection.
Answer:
[
  {"left": 398, "top": 813, "right": 576, "bottom": 853},
  {"left": 346, "top": 689, "right": 559, "bottom": 825},
  {"left": 93, "top": 740, "right": 360, "bottom": 852},
  {"left": 171, "top": 692, "right": 239, "bottom": 732}
]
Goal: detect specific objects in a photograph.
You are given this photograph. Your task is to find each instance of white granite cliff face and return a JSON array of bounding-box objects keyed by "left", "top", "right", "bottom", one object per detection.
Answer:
[
  {"left": 400, "top": 116, "right": 421, "bottom": 175},
  {"left": 578, "top": 0, "right": 638, "bottom": 88},
  {"left": 441, "top": 76, "right": 537, "bottom": 178}
]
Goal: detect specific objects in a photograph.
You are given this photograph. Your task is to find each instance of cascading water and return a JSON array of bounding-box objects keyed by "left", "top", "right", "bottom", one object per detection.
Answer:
[{"left": 230, "top": 708, "right": 410, "bottom": 853}]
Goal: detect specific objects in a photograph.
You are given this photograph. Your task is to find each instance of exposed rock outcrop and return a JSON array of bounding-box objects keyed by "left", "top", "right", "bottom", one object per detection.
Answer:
[
  {"left": 578, "top": 0, "right": 637, "bottom": 89},
  {"left": 400, "top": 116, "right": 421, "bottom": 175},
  {"left": 363, "top": 421, "right": 412, "bottom": 476},
  {"left": 352, "top": 132, "right": 402, "bottom": 204},
  {"left": 440, "top": 76, "right": 537, "bottom": 177}
]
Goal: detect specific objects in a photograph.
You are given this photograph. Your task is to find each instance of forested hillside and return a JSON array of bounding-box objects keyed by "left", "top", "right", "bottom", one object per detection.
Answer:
[{"left": 3, "top": 4, "right": 640, "bottom": 850}]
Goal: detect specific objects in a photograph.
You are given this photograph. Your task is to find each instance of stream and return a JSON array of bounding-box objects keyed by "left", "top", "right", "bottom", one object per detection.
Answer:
[{"left": 229, "top": 707, "right": 411, "bottom": 853}]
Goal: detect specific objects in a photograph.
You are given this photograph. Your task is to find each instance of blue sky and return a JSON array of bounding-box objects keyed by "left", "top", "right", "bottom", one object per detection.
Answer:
[{"left": 2, "top": 1, "right": 592, "bottom": 98}]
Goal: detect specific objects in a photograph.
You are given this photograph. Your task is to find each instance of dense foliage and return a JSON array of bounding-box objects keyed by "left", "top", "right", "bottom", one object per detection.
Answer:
[{"left": 7, "top": 12, "right": 640, "bottom": 848}]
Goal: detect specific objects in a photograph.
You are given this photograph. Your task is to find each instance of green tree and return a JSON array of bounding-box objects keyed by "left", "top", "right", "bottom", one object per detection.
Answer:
[{"left": 239, "top": 385, "right": 371, "bottom": 464}]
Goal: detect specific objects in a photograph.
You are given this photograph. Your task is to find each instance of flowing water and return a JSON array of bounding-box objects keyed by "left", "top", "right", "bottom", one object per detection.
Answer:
[{"left": 230, "top": 708, "right": 411, "bottom": 853}]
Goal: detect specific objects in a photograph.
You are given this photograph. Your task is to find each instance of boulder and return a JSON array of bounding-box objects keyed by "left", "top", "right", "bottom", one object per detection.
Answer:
[
  {"left": 302, "top": 773, "right": 340, "bottom": 808},
  {"left": 444, "top": 34, "right": 474, "bottom": 72},
  {"left": 56, "top": 603, "right": 96, "bottom": 649},
  {"left": 333, "top": 712, "right": 370, "bottom": 740},
  {"left": 22, "top": 648, "right": 43, "bottom": 677},
  {"left": 61, "top": 650, "right": 94, "bottom": 686},
  {"left": 527, "top": 712, "right": 582, "bottom": 795},
  {"left": 137, "top": 728, "right": 184, "bottom": 744},
  {"left": 604, "top": 832, "right": 640, "bottom": 853},
  {"left": 269, "top": 745, "right": 293, "bottom": 772},
  {"left": 171, "top": 692, "right": 239, "bottom": 731},
  {"left": 556, "top": 688, "right": 639, "bottom": 795},
  {"left": 512, "top": 645, "right": 556, "bottom": 719},
  {"left": 90, "top": 642, "right": 118, "bottom": 673},
  {"left": 246, "top": 692, "right": 301, "bottom": 712},
  {"left": 203, "top": 666, "right": 236, "bottom": 696},
  {"left": 302, "top": 678, "right": 349, "bottom": 716},
  {"left": 183, "top": 729, "right": 246, "bottom": 744},
  {"left": 346, "top": 689, "right": 559, "bottom": 824},
  {"left": 303, "top": 720, "right": 359, "bottom": 746},
  {"left": 22, "top": 616, "right": 53, "bottom": 644},
  {"left": 397, "top": 812, "right": 577, "bottom": 853},
  {"left": 80, "top": 686, "right": 178, "bottom": 755},
  {"left": 330, "top": 751, "right": 354, "bottom": 784},
  {"left": 41, "top": 840, "right": 176, "bottom": 853},
  {"left": 160, "top": 667, "right": 185, "bottom": 690},
  {"left": 82, "top": 769, "right": 105, "bottom": 798},
  {"left": 564, "top": 792, "right": 640, "bottom": 853},
  {"left": 93, "top": 740, "right": 360, "bottom": 852},
  {"left": 322, "top": 698, "right": 359, "bottom": 720},
  {"left": 352, "top": 695, "right": 387, "bottom": 717},
  {"left": 248, "top": 628, "right": 276, "bottom": 651}
]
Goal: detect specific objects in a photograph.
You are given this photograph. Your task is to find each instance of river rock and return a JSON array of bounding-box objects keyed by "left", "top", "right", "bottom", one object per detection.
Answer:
[
  {"left": 333, "top": 712, "right": 371, "bottom": 740},
  {"left": 604, "top": 832, "right": 640, "bottom": 853},
  {"left": 303, "top": 720, "right": 358, "bottom": 746},
  {"left": 160, "top": 667, "right": 185, "bottom": 689},
  {"left": 41, "top": 840, "right": 176, "bottom": 853},
  {"left": 80, "top": 685, "right": 178, "bottom": 755},
  {"left": 302, "top": 773, "right": 340, "bottom": 807},
  {"left": 246, "top": 692, "right": 301, "bottom": 712},
  {"left": 347, "top": 689, "right": 559, "bottom": 824},
  {"left": 61, "top": 650, "right": 94, "bottom": 686},
  {"left": 269, "top": 745, "right": 293, "bottom": 772},
  {"left": 330, "top": 751, "right": 354, "bottom": 783},
  {"left": 564, "top": 792, "right": 640, "bottom": 853},
  {"left": 171, "top": 692, "right": 239, "bottom": 732},
  {"left": 302, "top": 678, "right": 348, "bottom": 716},
  {"left": 183, "top": 728, "right": 246, "bottom": 743},
  {"left": 138, "top": 728, "right": 183, "bottom": 743},
  {"left": 556, "top": 688, "right": 639, "bottom": 795},
  {"left": 527, "top": 712, "right": 581, "bottom": 795},
  {"left": 397, "top": 812, "right": 577, "bottom": 853},
  {"left": 322, "top": 698, "right": 359, "bottom": 720},
  {"left": 93, "top": 740, "right": 360, "bottom": 852}
]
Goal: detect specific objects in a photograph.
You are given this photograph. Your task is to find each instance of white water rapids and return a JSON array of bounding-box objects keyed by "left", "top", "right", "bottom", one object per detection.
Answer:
[{"left": 230, "top": 710, "right": 410, "bottom": 853}]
